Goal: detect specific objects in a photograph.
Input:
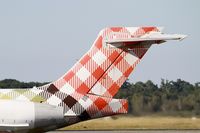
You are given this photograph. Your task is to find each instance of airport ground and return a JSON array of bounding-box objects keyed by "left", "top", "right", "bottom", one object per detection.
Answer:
[
  {"left": 47, "top": 116, "right": 200, "bottom": 133},
  {"left": 59, "top": 116, "right": 200, "bottom": 130},
  {"left": 50, "top": 130, "right": 200, "bottom": 133}
]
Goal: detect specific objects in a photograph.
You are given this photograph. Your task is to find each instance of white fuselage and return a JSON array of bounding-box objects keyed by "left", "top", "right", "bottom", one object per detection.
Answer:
[{"left": 0, "top": 100, "right": 67, "bottom": 133}]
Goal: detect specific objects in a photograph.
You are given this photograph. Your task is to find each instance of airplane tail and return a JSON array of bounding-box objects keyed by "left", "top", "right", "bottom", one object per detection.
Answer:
[
  {"left": 51, "top": 27, "right": 162, "bottom": 97},
  {"left": 37, "top": 27, "right": 186, "bottom": 119}
]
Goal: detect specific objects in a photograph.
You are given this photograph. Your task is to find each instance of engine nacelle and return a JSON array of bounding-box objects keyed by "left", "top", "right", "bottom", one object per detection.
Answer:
[
  {"left": 34, "top": 101, "right": 65, "bottom": 129},
  {"left": 0, "top": 100, "right": 65, "bottom": 132}
]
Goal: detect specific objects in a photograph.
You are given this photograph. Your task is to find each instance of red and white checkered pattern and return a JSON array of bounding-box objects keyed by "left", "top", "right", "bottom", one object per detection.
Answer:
[
  {"left": 52, "top": 27, "right": 159, "bottom": 97},
  {"left": 86, "top": 94, "right": 128, "bottom": 118},
  {"left": 38, "top": 27, "right": 160, "bottom": 119}
]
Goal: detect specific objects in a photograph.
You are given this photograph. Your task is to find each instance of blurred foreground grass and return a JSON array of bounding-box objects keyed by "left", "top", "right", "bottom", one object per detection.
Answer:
[{"left": 60, "top": 116, "right": 200, "bottom": 130}]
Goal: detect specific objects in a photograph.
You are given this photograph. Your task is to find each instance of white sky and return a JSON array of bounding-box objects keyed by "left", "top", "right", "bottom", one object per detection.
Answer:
[{"left": 0, "top": 0, "right": 199, "bottom": 84}]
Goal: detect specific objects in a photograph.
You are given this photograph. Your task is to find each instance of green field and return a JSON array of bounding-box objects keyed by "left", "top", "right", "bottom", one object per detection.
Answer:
[{"left": 60, "top": 116, "right": 200, "bottom": 130}]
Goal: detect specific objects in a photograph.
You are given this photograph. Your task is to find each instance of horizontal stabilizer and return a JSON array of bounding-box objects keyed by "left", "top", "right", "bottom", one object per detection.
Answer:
[{"left": 104, "top": 32, "right": 187, "bottom": 47}]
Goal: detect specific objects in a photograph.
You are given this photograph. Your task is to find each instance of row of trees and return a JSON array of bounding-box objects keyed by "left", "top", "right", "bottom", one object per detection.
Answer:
[
  {"left": 117, "top": 79, "right": 200, "bottom": 116},
  {"left": 0, "top": 79, "right": 200, "bottom": 116},
  {"left": 0, "top": 79, "right": 48, "bottom": 88}
]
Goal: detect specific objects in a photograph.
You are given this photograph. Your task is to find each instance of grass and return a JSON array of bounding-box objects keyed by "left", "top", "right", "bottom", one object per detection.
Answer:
[{"left": 60, "top": 115, "right": 200, "bottom": 130}]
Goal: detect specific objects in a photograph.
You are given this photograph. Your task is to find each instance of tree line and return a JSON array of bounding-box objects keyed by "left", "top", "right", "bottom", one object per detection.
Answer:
[
  {"left": 0, "top": 79, "right": 200, "bottom": 116},
  {"left": 0, "top": 79, "right": 48, "bottom": 88},
  {"left": 116, "top": 79, "right": 200, "bottom": 116}
]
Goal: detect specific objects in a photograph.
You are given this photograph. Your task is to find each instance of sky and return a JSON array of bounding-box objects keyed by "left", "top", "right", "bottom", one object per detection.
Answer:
[{"left": 0, "top": 0, "right": 199, "bottom": 84}]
